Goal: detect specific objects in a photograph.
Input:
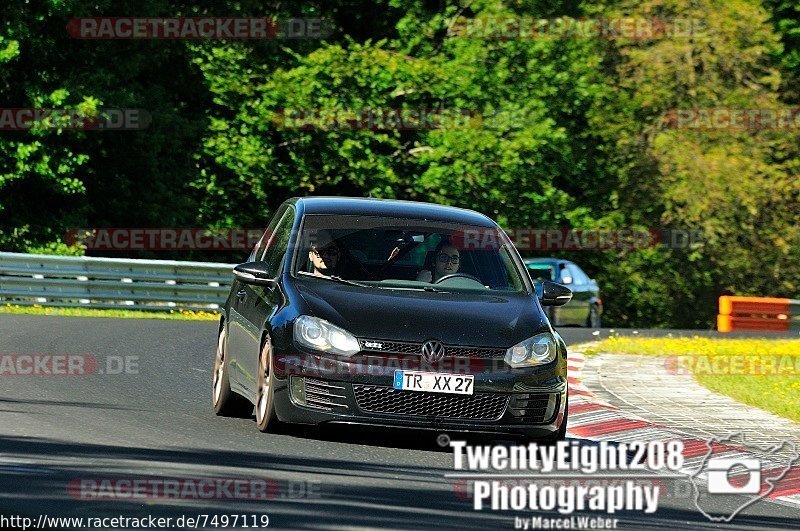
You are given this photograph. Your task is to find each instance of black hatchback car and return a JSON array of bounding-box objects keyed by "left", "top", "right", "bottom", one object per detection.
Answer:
[{"left": 212, "top": 197, "right": 572, "bottom": 441}]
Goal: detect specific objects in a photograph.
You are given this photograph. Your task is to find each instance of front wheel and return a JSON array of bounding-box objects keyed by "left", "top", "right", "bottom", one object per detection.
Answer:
[
  {"left": 212, "top": 327, "right": 253, "bottom": 417},
  {"left": 255, "top": 335, "right": 280, "bottom": 432}
]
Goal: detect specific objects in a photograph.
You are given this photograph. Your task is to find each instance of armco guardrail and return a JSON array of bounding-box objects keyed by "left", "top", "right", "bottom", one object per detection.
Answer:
[
  {"left": 0, "top": 252, "right": 235, "bottom": 311},
  {"left": 717, "top": 295, "right": 800, "bottom": 332}
]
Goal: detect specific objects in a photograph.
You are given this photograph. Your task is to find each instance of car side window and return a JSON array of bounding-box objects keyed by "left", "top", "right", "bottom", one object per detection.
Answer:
[
  {"left": 567, "top": 264, "right": 587, "bottom": 285},
  {"left": 577, "top": 265, "right": 591, "bottom": 284},
  {"left": 259, "top": 207, "right": 295, "bottom": 276},
  {"left": 249, "top": 206, "right": 288, "bottom": 262}
]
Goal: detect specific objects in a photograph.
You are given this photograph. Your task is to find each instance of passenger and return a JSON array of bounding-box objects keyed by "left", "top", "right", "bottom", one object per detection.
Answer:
[{"left": 416, "top": 240, "right": 460, "bottom": 282}]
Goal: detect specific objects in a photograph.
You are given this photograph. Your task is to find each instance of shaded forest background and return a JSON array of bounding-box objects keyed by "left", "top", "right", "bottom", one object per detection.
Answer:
[{"left": 1, "top": 0, "right": 799, "bottom": 328}]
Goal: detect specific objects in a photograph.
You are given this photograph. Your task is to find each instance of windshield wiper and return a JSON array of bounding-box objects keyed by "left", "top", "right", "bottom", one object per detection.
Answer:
[
  {"left": 422, "top": 285, "right": 445, "bottom": 293},
  {"left": 297, "top": 271, "right": 376, "bottom": 288},
  {"left": 382, "top": 284, "right": 448, "bottom": 293}
]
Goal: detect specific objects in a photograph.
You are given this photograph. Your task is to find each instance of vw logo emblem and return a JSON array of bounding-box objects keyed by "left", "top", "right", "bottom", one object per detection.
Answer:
[{"left": 421, "top": 340, "right": 446, "bottom": 362}]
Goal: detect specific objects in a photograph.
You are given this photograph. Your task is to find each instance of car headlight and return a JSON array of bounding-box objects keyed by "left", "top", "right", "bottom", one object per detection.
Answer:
[
  {"left": 294, "top": 315, "right": 360, "bottom": 356},
  {"left": 504, "top": 333, "right": 557, "bottom": 368}
]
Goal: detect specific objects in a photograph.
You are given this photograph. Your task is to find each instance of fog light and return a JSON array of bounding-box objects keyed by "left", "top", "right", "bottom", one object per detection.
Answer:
[{"left": 289, "top": 376, "right": 306, "bottom": 406}]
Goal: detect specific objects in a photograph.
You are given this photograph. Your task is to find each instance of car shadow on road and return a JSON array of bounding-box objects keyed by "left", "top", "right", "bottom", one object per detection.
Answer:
[
  {"left": 0, "top": 435, "right": 797, "bottom": 530},
  {"left": 282, "top": 421, "right": 526, "bottom": 452}
]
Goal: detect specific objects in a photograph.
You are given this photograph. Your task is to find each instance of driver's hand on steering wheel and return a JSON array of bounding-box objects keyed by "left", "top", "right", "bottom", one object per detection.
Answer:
[{"left": 416, "top": 270, "right": 433, "bottom": 283}]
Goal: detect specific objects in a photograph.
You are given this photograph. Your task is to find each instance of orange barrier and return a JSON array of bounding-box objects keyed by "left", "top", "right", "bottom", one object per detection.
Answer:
[{"left": 718, "top": 296, "right": 800, "bottom": 332}]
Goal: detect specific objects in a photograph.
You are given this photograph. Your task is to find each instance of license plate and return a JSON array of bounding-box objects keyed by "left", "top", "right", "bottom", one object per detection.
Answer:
[{"left": 393, "top": 370, "right": 474, "bottom": 395}]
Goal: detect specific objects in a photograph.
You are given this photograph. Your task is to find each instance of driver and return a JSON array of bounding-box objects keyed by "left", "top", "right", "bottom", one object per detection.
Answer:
[
  {"left": 308, "top": 231, "right": 341, "bottom": 277},
  {"left": 416, "top": 240, "right": 460, "bottom": 283}
]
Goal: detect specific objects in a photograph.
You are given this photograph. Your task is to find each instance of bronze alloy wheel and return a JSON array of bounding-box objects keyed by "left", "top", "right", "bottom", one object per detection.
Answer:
[
  {"left": 212, "top": 326, "right": 252, "bottom": 417},
  {"left": 256, "top": 335, "right": 279, "bottom": 432}
]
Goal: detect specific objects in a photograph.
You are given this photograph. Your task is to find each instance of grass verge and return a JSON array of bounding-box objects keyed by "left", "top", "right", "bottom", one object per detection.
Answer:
[
  {"left": 586, "top": 336, "right": 800, "bottom": 423},
  {"left": 0, "top": 303, "right": 220, "bottom": 321}
]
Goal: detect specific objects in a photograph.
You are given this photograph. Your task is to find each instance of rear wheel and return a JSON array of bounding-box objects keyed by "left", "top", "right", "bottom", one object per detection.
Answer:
[
  {"left": 255, "top": 335, "right": 280, "bottom": 432},
  {"left": 212, "top": 327, "right": 253, "bottom": 417}
]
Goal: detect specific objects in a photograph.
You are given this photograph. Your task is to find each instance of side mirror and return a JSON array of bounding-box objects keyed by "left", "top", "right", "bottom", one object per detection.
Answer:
[
  {"left": 233, "top": 262, "right": 277, "bottom": 288},
  {"left": 538, "top": 280, "right": 572, "bottom": 307}
]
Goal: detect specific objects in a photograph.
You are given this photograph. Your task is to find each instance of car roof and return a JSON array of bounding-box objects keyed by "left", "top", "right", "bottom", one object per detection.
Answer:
[{"left": 292, "top": 196, "right": 497, "bottom": 227}]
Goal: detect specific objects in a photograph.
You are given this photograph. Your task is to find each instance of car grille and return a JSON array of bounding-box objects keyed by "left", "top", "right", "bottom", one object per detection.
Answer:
[
  {"left": 507, "top": 393, "right": 557, "bottom": 423},
  {"left": 352, "top": 385, "right": 508, "bottom": 420},
  {"left": 358, "top": 339, "right": 506, "bottom": 360},
  {"left": 358, "top": 339, "right": 422, "bottom": 355},
  {"left": 303, "top": 378, "right": 349, "bottom": 412}
]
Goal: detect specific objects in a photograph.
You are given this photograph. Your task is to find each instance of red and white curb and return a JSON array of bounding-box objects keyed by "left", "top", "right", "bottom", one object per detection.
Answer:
[{"left": 566, "top": 347, "right": 800, "bottom": 508}]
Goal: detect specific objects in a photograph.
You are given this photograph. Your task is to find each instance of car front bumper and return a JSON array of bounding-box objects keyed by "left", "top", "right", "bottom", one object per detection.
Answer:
[{"left": 270, "top": 350, "right": 568, "bottom": 439}]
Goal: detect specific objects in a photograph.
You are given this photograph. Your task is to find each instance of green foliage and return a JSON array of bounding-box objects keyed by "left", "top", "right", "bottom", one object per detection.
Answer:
[{"left": 1, "top": 0, "right": 798, "bottom": 327}]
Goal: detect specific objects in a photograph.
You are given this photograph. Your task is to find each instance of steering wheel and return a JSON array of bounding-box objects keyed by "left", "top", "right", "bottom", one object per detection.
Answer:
[{"left": 433, "top": 273, "right": 483, "bottom": 284}]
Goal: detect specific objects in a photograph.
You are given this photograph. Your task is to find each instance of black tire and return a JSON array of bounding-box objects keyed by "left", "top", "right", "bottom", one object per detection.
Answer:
[
  {"left": 255, "top": 335, "right": 281, "bottom": 432},
  {"left": 587, "top": 304, "right": 601, "bottom": 328},
  {"left": 212, "top": 326, "right": 253, "bottom": 417}
]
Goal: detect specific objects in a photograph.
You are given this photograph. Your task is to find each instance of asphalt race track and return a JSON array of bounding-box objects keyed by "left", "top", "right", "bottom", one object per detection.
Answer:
[{"left": 0, "top": 315, "right": 798, "bottom": 530}]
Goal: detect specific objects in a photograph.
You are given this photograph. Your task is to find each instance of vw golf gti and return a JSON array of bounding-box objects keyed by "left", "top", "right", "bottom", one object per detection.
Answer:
[{"left": 212, "top": 197, "right": 572, "bottom": 441}]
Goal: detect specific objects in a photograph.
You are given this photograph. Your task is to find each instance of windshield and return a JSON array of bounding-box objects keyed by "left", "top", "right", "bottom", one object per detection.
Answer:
[{"left": 293, "top": 214, "right": 528, "bottom": 293}]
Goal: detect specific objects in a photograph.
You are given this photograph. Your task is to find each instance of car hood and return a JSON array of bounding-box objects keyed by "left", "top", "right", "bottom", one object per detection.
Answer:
[{"left": 294, "top": 278, "right": 545, "bottom": 347}]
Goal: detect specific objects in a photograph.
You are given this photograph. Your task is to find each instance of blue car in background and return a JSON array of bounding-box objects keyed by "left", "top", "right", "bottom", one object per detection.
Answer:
[{"left": 523, "top": 258, "right": 602, "bottom": 328}]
